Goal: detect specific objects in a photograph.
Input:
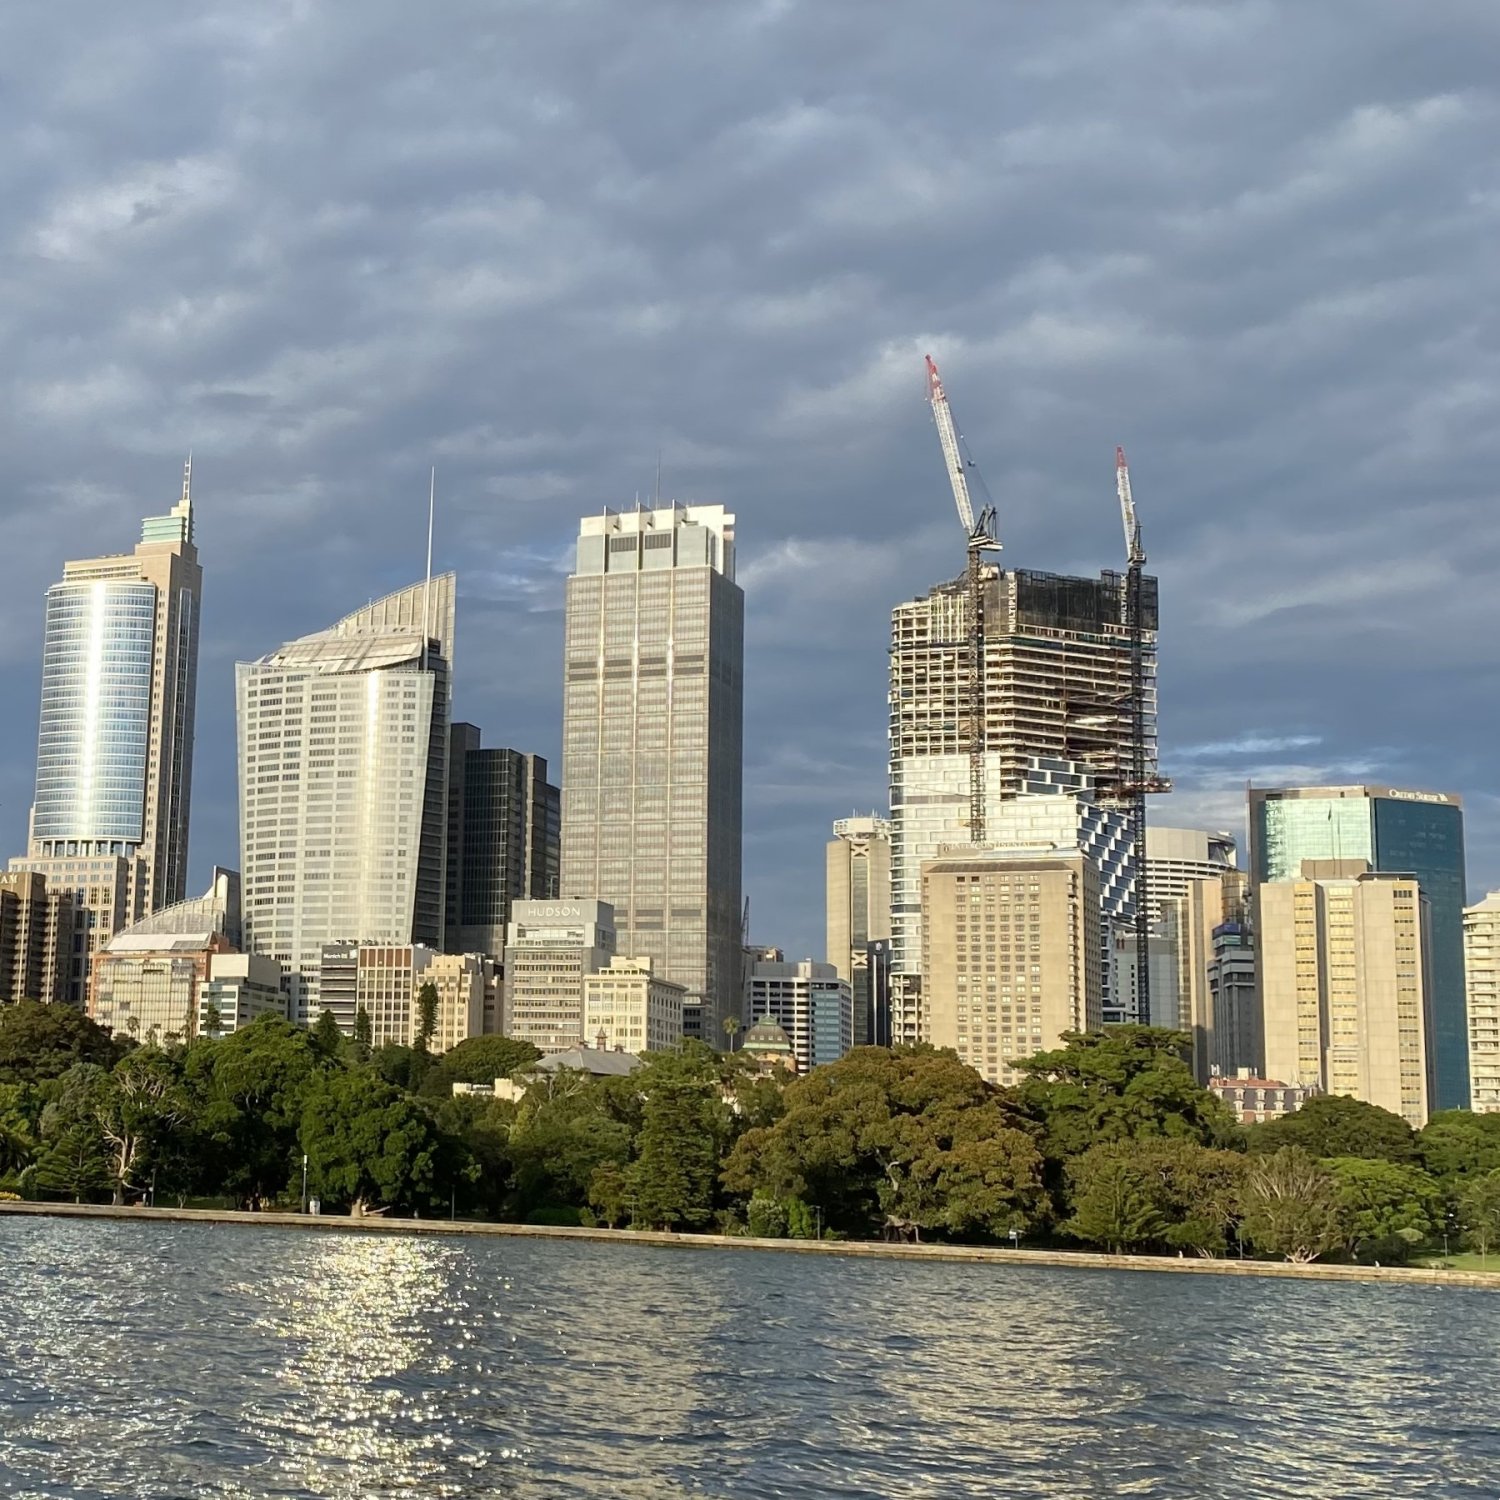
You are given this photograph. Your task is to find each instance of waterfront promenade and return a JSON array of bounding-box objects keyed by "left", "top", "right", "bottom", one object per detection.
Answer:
[{"left": 4, "top": 1199, "right": 1496, "bottom": 1290}]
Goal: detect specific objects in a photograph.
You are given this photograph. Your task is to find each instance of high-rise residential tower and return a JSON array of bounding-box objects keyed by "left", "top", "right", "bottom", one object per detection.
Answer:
[
  {"left": 825, "top": 816, "right": 891, "bottom": 1047},
  {"left": 445, "top": 724, "right": 559, "bottom": 956},
  {"left": 559, "top": 504, "right": 743, "bottom": 1035},
  {"left": 1464, "top": 892, "right": 1500, "bottom": 1114},
  {"left": 1248, "top": 785, "right": 1467, "bottom": 1111},
  {"left": 1258, "top": 860, "right": 1432, "bottom": 1128},
  {"left": 236, "top": 576, "right": 454, "bottom": 1022},
  {"left": 9, "top": 465, "right": 202, "bottom": 1001},
  {"left": 888, "top": 567, "right": 1155, "bottom": 1037}
]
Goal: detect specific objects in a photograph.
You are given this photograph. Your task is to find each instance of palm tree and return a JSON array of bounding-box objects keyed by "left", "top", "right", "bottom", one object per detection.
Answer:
[
  {"left": 722, "top": 1015, "right": 742, "bottom": 1052},
  {"left": 0, "top": 1121, "right": 34, "bottom": 1179}
]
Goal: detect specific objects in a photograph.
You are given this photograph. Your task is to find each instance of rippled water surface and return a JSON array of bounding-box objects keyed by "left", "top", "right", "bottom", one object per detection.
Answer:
[{"left": 3, "top": 1219, "right": 1499, "bottom": 1497}]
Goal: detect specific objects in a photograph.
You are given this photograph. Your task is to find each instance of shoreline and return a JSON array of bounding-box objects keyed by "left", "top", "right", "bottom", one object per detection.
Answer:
[{"left": 3, "top": 1200, "right": 1497, "bottom": 1289}]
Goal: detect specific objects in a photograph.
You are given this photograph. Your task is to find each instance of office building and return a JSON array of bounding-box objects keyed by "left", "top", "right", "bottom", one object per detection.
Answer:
[
  {"left": 825, "top": 816, "right": 891, "bottom": 1047},
  {"left": 889, "top": 570, "right": 1155, "bottom": 1036},
  {"left": 89, "top": 870, "right": 275, "bottom": 1043},
  {"left": 12, "top": 465, "right": 203, "bottom": 995},
  {"left": 237, "top": 576, "right": 455, "bottom": 1021},
  {"left": 1208, "top": 916, "right": 1260, "bottom": 1077},
  {"left": 0, "top": 871, "right": 73, "bottom": 1005},
  {"left": 502, "top": 898, "right": 616, "bottom": 1053},
  {"left": 1259, "top": 860, "right": 1432, "bottom": 1128},
  {"left": 445, "top": 724, "right": 559, "bottom": 956},
  {"left": 1465, "top": 892, "right": 1500, "bottom": 1113},
  {"left": 922, "top": 849, "right": 1103, "bottom": 1086},
  {"left": 1249, "top": 785, "right": 1467, "bottom": 1110},
  {"left": 583, "top": 956, "right": 686, "bottom": 1053},
  {"left": 559, "top": 504, "right": 743, "bottom": 1036},
  {"left": 744, "top": 959, "right": 853, "bottom": 1075},
  {"left": 1145, "top": 827, "right": 1236, "bottom": 923}
]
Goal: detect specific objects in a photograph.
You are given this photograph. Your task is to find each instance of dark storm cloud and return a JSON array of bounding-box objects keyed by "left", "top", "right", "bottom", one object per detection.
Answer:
[{"left": 2, "top": 0, "right": 1498, "bottom": 956}]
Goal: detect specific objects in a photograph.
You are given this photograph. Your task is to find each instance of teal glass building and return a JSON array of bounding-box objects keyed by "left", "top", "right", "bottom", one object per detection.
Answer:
[{"left": 1249, "top": 786, "right": 1468, "bottom": 1111}]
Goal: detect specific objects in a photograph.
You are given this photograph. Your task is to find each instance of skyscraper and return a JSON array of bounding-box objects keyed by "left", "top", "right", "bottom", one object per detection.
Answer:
[
  {"left": 888, "top": 566, "right": 1155, "bottom": 1037},
  {"left": 825, "top": 816, "right": 891, "bottom": 1047},
  {"left": 445, "top": 724, "right": 559, "bottom": 956},
  {"left": 559, "top": 504, "right": 743, "bottom": 1035},
  {"left": 10, "top": 464, "right": 202, "bottom": 1001},
  {"left": 1145, "top": 826, "right": 1236, "bottom": 922},
  {"left": 236, "top": 576, "right": 454, "bottom": 1022},
  {"left": 1464, "top": 892, "right": 1500, "bottom": 1113},
  {"left": 1248, "top": 785, "right": 1468, "bottom": 1110},
  {"left": 1258, "top": 860, "right": 1432, "bottom": 1127}
]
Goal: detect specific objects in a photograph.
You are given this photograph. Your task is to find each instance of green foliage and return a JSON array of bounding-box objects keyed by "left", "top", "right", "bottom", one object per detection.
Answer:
[
  {"left": 415, "top": 984, "right": 439, "bottom": 1052},
  {"left": 434, "top": 1093, "right": 514, "bottom": 1216},
  {"left": 417, "top": 1035, "right": 543, "bottom": 1098},
  {"left": 723, "top": 1045, "right": 1045, "bottom": 1241},
  {"left": 369, "top": 1042, "right": 432, "bottom": 1092},
  {"left": 628, "top": 1046, "right": 731, "bottom": 1230},
  {"left": 508, "top": 1071, "right": 633, "bottom": 1217},
  {"left": 587, "top": 1162, "right": 633, "bottom": 1228},
  {"left": 1240, "top": 1147, "right": 1343, "bottom": 1263},
  {"left": 746, "top": 1191, "right": 788, "bottom": 1238},
  {"left": 1418, "top": 1110, "right": 1500, "bottom": 1183},
  {"left": 1064, "top": 1155, "right": 1167, "bottom": 1253},
  {"left": 1245, "top": 1093, "right": 1418, "bottom": 1164},
  {"left": 353, "top": 1006, "right": 373, "bottom": 1054},
  {"left": 298, "top": 1069, "right": 451, "bottom": 1214},
  {"left": 1459, "top": 1169, "right": 1500, "bottom": 1257},
  {"left": 0, "top": 1000, "right": 126, "bottom": 1085},
  {"left": 95, "top": 1049, "right": 191, "bottom": 1203},
  {"left": 1009, "top": 1027, "right": 1239, "bottom": 1166},
  {"left": 1327, "top": 1156, "right": 1441, "bottom": 1263},
  {"left": 311, "top": 1010, "right": 343, "bottom": 1061}
]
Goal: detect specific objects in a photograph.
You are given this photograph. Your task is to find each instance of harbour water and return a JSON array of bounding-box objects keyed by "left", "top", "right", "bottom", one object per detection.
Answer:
[{"left": 2, "top": 1216, "right": 1497, "bottom": 1497}]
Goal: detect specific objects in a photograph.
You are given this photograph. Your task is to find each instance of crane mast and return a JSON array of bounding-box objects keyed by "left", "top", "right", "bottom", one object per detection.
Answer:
[{"left": 925, "top": 355, "right": 1000, "bottom": 841}]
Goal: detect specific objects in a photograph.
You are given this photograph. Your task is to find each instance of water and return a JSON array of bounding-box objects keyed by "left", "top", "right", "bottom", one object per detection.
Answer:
[{"left": 2, "top": 1219, "right": 1498, "bottom": 1498}]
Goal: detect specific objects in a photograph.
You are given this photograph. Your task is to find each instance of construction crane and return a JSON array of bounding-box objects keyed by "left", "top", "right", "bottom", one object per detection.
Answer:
[
  {"left": 1113, "top": 446, "right": 1170, "bottom": 1023},
  {"left": 925, "top": 355, "right": 1002, "bottom": 841}
]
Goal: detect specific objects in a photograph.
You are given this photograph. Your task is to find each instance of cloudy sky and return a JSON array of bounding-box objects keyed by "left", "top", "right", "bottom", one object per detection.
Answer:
[{"left": 2, "top": 0, "right": 1497, "bottom": 960}]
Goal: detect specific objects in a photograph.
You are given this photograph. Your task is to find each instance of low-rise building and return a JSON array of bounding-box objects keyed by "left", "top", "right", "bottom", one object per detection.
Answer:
[
  {"left": 740, "top": 1016, "right": 798, "bottom": 1075},
  {"left": 316, "top": 943, "right": 493, "bottom": 1051},
  {"left": 583, "top": 956, "right": 685, "bottom": 1053},
  {"left": 198, "top": 953, "right": 285, "bottom": 1035},
  {"left": 1208, "top": 1069, "right": 1317, "bottom": 1125}
]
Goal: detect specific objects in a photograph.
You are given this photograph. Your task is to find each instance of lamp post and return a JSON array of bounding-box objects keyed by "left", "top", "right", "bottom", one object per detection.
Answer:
[{"left": 301, "top": 1153, "right": 309, "bottom": 1215}]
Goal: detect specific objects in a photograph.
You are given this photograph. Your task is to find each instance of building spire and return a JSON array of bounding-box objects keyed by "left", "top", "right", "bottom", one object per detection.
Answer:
[
  {"left": 176, "top": 452, "right": 194, "bottom": 543},
  {"left": 422, "top": 466, "right": 435, "bottom": 670}
]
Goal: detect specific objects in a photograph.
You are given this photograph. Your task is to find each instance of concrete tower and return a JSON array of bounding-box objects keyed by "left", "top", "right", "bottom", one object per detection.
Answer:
[{"left": 559, "top": 504, "right": 743, "bottom": 1038}]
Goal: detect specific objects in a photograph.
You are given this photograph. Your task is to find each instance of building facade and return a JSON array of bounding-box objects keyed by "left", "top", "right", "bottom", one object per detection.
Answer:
[
  {"left": 583, "top": 956, "right": 686, "bottom": 1053},
  {"left": 559, "top": 505, "right": 743, "bottom": 1036},
  {"left": 0, "top": 871, "right": 73, "bottom": 1005},
  {"left": 12, "top": 467, "right": 203, "bottom": 997},
  {"left": 744, "top": 959, "right": 853, "bottom": 1075},
  {"left": 502, "top": 899, "right": 617, "bottom": 1053},
  {"left": 1464, "top": 892, "right": 1500, "bottom": 1113},
  {"left": 236, "top": 576, "right": 455, "bottom": 1021},
  {"left": 888, "top": 570, "right": 1155, "bottom": 1038},
  {"left": 1207, "top": 1071, "right": 1317, "bottom": 1125},
  {"left": 921, "top": 849, "right": 1103, "bottom": 1087},
  {"left": 1259, "top": 861, "right": 1432, "bottom": 1128},
  {"left": 825, "top": 816, "right": 891, "bottom": 1048},
  {"left": 445, "top": 724, "right": 559, "bottom": 956},
  {"left": 1249, "top": 785, "right": 1467, "bottom": 1111},
  {"left": 1145, "top": 826, "right": 1237, "bottom": 923},
  {"left": 197, "top": 953, "right": 285, "bottom": 1035}
]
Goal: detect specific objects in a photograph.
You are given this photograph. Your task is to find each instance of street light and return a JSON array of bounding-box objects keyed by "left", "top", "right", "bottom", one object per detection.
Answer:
[{"left": 301, "top": 1153, "right": 309, "bottom": 1214}]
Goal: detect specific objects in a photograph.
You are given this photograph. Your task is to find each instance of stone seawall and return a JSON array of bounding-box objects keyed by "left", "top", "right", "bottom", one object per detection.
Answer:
[{"left": 2, "top": 1200, "right": 1495, "bottom": 1290}]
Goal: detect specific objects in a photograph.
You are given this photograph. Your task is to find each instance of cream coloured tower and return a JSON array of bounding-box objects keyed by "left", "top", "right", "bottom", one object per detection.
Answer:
[
  {"left": 559, "top": 505, "right": 743, "bottom": 1037},
  {"left": 236, "top": 575, "right": 454, "bottom": 1023},
  {"left": 1465, "top": 892, "right": 1500, "bottom": 1113},
  {"left": 825, "top": 816, "right": 891, "bottom": 1047}
]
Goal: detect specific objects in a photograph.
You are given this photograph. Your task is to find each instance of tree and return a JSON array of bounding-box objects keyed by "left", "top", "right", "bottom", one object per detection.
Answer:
[
  {"left": 587, "top": 1162, "right": 633, "bottom": 1228},
  {"left": 26, "top": 1120, "right": 111, "bottom": 1202},
  {"left": 1459, "top": 1169, "right": 1500, "bottom": 1259},
  {"left": 353, "top": 1006, "right": 374, "bottom": 1056},
  {"left": 94, "top": 1049, "right": 190, "bottom": 1204},
  {"left": 1418, "top": 1110, "right": 1500, "bottom": 1184},
  {"left": 200, "top": 1002, "right": 225, "bottom": 1041},
  {"left": 311, "top": 1010, "right": 343, "bottom": 1061},
  {"left": 415, "top": 983, "right": 439, "bottom": 1054},
  {"left": 0, "top": 1118, "right": 34, "bottom": 1179},
  {"left": 1327, "top": 1156, "right": 1441, "bottom": 1263},
  {"left": 298, "top": 1070, "right": 451, "bottom": 1215},
  {"left": 1245, "top": 1094, "right": 1418, "bottom": 1164},
  {"left": 628, "top": 1047, "right": 730, "bottom": 1229},
  {"left": 1240, "top": 1147, "right": 1343, "bottom": 1263},
  {"left": 1009, "top": 1028, "right": 1239, "bottom": 1168},
  {"left": 417, "top": 1035, "right": 542, "bottom": 1098},
  {"left": 723, "top": 1045, "right": 1046, "bottom": 1242},
  {"left": 722, "top": 1015, "right": 742, "bottom": 1052},
  {"left": 0, "top": 1000, "right": 125, "bottom": 1085},
  {"left": 506, "top": 1070, "right": 633, "bottom": 1217},
  {"left": 1064, "top": 1155, "right": 1168, "bottom": 1253},
  {"left": 370, "top": 1043, "right": 431, "bottom": 1092}
]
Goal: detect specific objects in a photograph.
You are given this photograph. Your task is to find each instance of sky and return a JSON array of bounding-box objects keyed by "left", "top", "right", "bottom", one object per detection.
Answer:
[{"left": 2, "top": 0, "right": 1498, "bottom": 963}]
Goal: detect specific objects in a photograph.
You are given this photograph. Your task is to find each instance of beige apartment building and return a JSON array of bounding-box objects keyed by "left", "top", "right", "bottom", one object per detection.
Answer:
[
  {"left": 1464, "top": 892, "right": 1500, "bottom": 1113},
  {"left": 323, "top": 944, "right": 493, "bottom": 1053},
  {"left": 0, "top": 871, "right": 73, "bottom": 1005},
  {"left": 583, "top": 956, "right": 685, "bottom": 1053},
  {"left": 1259, "top": 860, "right": 1432, "bottom": 1127},
  {"left": 923, "top": 850, "right": 1102, "bottom": 1087}
]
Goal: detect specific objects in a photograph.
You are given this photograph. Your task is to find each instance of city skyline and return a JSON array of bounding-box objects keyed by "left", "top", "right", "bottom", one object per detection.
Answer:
[{"left": 2, "top": 4, "right": 1499, "bottom": 968}]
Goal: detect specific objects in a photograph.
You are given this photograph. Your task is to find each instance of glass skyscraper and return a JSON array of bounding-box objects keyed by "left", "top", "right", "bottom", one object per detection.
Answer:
[
  {"left": 11, "top": 465, "right": 202, "bottom": 1001},
  {"left": 559, "top": 504, "right": 743, "bottom": 1036},
  {"left": 236, "top": 575, "right": 454, "bottom": 1023},
  {"left": 1249, "top": 785, "right": 1469, "bottom": 1111}
]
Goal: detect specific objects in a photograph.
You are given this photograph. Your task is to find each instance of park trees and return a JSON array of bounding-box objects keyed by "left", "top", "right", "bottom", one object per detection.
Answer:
[
  {"left": 627, "top": 1046, "right": 735, "bottom": 1230},
  {"left": 1326, "top": 1156, "right": 1441, "bottom": 1263},
  {"left": 0, "top": 1000, "right": 126, "bottom": 1085},
  {"left": 1417, "top": 1110, "right": 1500, "bottom": 1185},
  {"left": 1239, "top": 1147, "right": 1343, "bottom": 1263},
  {"left": 1459, "top": 1169, "right": 1500, "bottom": 1260},
  {"left": 1245, "top": 1094, "right": 1418, "bottom": 1164},
  {"left": 417, "top": 1035, "right": 543, "bottom": 1099}
]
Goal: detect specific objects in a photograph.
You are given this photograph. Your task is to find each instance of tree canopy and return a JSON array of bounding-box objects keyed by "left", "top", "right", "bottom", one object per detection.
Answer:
[
  {"left": 1245, "top": 1093, "right": 1418, "bottom": 1164},
  {"left": 0, "top": 1001, "right": 127, "bottom": 1086}
]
